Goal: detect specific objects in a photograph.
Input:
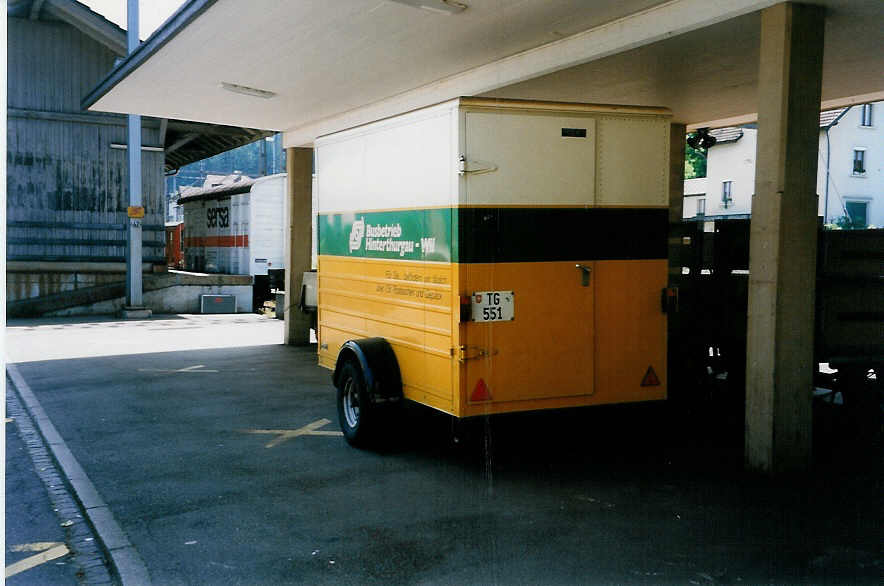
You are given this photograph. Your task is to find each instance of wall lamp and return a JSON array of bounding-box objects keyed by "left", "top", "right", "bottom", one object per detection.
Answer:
[
  {"left": 390, "top": 0, "right": 467, "bottom": 15},
  {"left": 687, "top": 128, "right": 717, "bottom": 150},
  {"left": 220, "top": 82, "right": 276, "bottom": 99}
]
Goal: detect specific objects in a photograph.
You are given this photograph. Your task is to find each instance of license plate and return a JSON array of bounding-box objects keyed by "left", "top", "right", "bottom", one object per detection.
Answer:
[{"left": 470, "top": 290, "right": 514, "bottom": 322}]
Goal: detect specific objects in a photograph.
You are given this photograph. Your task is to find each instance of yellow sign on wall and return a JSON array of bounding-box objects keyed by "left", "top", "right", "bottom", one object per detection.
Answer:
[{"left": 127, "top": 206, "right": 145, "bottom": 218}]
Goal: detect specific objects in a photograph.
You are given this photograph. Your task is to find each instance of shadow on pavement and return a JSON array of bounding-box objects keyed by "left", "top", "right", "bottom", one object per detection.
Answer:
[{"left": 11, "top": 343, "right": 882, "bottom": 585}]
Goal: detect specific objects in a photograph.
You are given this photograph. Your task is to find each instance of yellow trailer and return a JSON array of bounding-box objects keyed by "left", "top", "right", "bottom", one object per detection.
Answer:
[{"left": 315, "top": 97, "right": 672, "bottom": 446}]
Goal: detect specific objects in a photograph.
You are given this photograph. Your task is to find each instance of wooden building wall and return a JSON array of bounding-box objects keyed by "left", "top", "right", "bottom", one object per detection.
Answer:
[{"left": 6, "top": 16, "right": 165, "bottom": 271}]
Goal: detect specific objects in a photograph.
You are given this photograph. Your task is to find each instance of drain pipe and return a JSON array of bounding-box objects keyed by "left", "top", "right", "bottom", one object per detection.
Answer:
[
  {"left": 824, "top": 126, "right": 831, "bottom": 222},
  {"left": 823, "top": 106, "right": 851, "bottom": 224}
]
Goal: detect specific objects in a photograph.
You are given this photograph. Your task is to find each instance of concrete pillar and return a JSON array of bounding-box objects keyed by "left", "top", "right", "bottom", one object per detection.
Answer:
[
  {"left": 666, "top": 123, "right": 688, "bottom": 401},
  {"left": 284, "top": 147, "right": 314, "bottom": 345},
  {"left": 745, "top": 2, "right": 825, "bottom": 474},
  {"left": 668, "top": 123, "right": 687, "bottom": 225},
  {"left": 668, "top": 123, "right": 687, "bottom": 286}
]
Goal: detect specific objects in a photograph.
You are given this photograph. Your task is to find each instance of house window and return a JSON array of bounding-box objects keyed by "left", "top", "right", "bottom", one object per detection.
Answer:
[
  {"left": 845, "top": 201, "right": 868, "bottom": 228},
  {"left": 696, "top": 198, "right": 706, "bottom": 216},
  {"left": 722, "top": 181, "right": 733, "bottom": 208},
  {"left": 853, "top": 149, "right": 866, "bottom": 174},
  {"left": 860, "top": 104, "right": 873, "bottom": 127}
]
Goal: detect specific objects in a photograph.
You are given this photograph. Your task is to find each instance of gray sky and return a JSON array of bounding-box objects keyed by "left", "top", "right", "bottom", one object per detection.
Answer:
[{"left": 81, "top": 0, "right": 185, "bottom": 40}]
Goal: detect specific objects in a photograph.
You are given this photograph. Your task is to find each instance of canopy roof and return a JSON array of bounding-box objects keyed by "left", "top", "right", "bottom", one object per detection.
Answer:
[
  {"left": 9, "top": 0, "right": 273, "bottom": 171},
  {"left": 82, "top": 0, "right": 884, "bottom": 146}
]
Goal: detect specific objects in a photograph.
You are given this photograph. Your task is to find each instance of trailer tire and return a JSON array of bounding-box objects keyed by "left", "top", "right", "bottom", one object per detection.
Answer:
[{"left": 336, "top": 360, "right": 375, "bottom": 447}]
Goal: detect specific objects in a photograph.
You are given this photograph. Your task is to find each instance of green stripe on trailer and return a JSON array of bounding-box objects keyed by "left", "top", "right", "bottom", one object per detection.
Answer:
[
  {"left": 319, "top": 208, "right": 454, "bottom": 262},
  {"left": 319, "top": 206, "right": 668, "bottom": 263}
]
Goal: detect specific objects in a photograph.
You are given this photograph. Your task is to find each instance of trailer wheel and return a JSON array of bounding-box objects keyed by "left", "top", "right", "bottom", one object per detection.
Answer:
[{"left": 336, "top": 360, "right": 374, "bottom": 447}]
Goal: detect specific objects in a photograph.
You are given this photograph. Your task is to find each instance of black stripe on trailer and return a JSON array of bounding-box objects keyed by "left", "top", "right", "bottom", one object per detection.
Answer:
[{"left": 457, "top": 207, "right": 668, "bottom": 263}]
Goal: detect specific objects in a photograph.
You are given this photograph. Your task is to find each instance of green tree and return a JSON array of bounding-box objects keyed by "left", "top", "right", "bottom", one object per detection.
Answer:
[{"left": 684, "top": 134, "right": 707, "bottom": 179}]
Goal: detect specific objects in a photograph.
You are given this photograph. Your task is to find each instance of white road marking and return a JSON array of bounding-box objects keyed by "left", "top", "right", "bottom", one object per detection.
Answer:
[
  {"left": 137, "top": 364, "right": 219, "bottom": 373},
  {"left": 10, "top": 542, "right": 63, "bottom": 553},
  {"left": 241, "top": 418, "right": 343, "bottom": 448},
  {"left": 5, "top": 543, "right": 69, "bottom": 578}
]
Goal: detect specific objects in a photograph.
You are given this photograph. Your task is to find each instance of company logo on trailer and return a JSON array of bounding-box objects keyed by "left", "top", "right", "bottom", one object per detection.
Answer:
[{"left": 349, "top": 218, "right": 365, "bottom": 252}]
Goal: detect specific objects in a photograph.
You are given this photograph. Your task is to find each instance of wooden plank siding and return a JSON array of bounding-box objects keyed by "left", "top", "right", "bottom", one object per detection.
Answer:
[
  {"left": 7, "top": 18, "right": 118, "bottom": 113},
  {"left": 6, "top": 15, "right": 165, "bottom": 264}
]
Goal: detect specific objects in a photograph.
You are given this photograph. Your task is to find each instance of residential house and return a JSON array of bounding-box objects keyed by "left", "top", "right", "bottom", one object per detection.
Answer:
[{"left": 683, "top": 101, "right": 883, "bottom": 228}]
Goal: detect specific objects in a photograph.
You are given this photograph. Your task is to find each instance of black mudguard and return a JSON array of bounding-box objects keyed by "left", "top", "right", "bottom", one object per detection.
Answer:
[{"left": 332, "top": 338, "right": 403, "bottom": 405}]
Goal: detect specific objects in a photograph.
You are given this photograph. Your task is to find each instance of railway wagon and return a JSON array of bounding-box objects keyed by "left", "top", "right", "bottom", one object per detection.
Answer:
[
  {"left": 165, "top": 221, "right": 184, "bottom": 268},
  {"left": 180, "top": 173, "right": 286, "bottom": 276},
  {"left": 316, "top": 98, "right": 673, "bottom": 445}
]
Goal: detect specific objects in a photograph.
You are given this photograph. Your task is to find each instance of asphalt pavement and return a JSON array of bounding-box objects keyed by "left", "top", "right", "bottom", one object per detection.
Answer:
[
  {"left": 5, "top": 313, "right": 882, "bottom": 584},
  {"left": 6, "top": 380, "right": 112, "bottom": 585},
  {"left": 5, "top": 411, "right": 80, "bottom": 585}
]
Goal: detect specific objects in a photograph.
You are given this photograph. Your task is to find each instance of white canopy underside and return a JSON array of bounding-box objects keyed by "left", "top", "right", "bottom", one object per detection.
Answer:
[{"left": 86, "top": 0, "right": 884, "bottom": 147}]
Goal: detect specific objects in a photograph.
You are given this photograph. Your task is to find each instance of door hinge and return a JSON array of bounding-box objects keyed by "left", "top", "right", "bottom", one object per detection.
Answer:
[
  {"left": 456, "top": 345, "right": 498, "bottom": 362},
  {"left": 458, "top": 155, "right": 498, "bottom": 176}
]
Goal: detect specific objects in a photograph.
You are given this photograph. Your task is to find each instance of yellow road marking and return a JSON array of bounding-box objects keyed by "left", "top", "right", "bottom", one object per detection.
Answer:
[
  {"left": 241, "top": 418, "right": 343, "bottom": 448},
  {"left": 137, "top": 364, "right": 218, "bottom": 373},
  {"left": 5, "top": 543, "right": 69, "bottom": 578}
]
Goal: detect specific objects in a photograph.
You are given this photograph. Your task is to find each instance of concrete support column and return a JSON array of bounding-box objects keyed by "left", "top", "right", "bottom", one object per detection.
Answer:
[
  {"left": 668, "top": 123, "right": 687, "bottom": 226},
  {"left": 745, "top": 2, "right": 825, "bottom": 474},
  {"left": 667, "top": 123, "right": 688, "bottom": 401},
  {"left": 284, "top": 147, "right": 314, "bottom": 345}
]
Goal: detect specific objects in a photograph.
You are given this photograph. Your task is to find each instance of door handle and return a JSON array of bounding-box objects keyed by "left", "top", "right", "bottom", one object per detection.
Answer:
[{"left": 575, "top": 264, "right": 592, "bottom": 287}]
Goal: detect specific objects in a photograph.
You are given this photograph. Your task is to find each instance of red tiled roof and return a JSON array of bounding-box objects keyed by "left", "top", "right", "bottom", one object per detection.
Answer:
[{"left": 708, "top": 106, "right": 852, "bottom": 146}]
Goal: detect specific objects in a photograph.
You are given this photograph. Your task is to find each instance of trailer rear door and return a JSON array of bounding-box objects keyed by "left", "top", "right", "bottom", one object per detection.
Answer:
[{"left": 460, "top": 110, "right": 597, "bottom": 407}]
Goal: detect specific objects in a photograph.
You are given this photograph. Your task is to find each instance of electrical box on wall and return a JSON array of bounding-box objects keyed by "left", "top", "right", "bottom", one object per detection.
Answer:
[{"left": 200, "top": 294, "right": 236, "bottom": 314}]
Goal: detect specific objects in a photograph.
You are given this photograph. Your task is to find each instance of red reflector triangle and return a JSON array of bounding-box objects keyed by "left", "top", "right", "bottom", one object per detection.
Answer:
[
  {"left": 641, "top": 366, "right": 661, "bottom": 387},
  {"left": 470, "top": 378, "right": 492, "bottom": 402}
]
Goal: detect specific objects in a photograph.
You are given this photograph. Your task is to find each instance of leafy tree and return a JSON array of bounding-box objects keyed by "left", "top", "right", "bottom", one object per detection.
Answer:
[{"left": 684, "top": 134, "right": 707, "bottom": 179}]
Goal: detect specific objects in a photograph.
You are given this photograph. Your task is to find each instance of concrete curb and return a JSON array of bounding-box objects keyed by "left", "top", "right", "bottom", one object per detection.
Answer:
[{"left": 7, "top": 363, "right": 152, "bottom": 586}]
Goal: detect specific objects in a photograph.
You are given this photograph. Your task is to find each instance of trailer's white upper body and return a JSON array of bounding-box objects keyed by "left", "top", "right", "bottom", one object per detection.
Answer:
[{"left": 315, "top": 97, "right": 671, "bottom": 214}]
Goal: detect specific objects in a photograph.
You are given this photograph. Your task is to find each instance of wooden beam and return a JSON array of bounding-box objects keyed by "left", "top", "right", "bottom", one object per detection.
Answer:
[
  {"left": 165, "top": 119, "right": 270, "bottom": 137},
  {"left": 8, "top": 107, "right": 162, "bottom": 128},
  {"left": 159, "top": 118, "right": 169, "bottom": 145},
  {"left": 165, "top": 133, "right": 199, "bottom": 155}
]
